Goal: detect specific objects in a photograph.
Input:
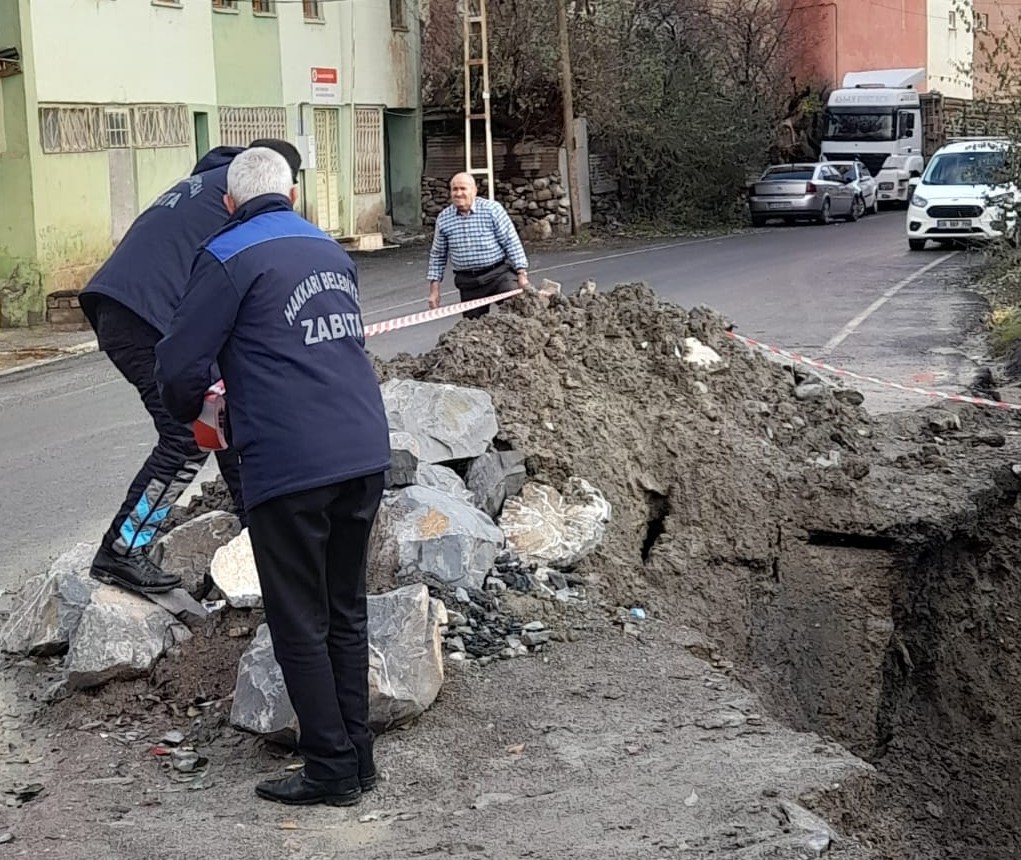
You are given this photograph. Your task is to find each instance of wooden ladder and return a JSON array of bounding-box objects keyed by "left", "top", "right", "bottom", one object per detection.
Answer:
[{"left": 462, "top": 0, "right": 496, "bottom": 200}]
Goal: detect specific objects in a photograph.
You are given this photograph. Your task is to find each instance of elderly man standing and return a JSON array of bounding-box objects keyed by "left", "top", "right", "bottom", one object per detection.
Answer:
[
  {"left": 156, "top": 147, "right": 390, "bottom": 807},
  {"left": 427, "top": 172, "right": 530, "bottom": 318}
]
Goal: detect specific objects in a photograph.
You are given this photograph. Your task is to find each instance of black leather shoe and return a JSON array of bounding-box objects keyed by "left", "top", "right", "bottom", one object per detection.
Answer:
[
  {"left": 354, "top": 739, "right": 377, "bottom": 792},
  {"left": 255, "top": 770, "right": 361, "bottom": 807},
  {"left": 89, "top": 545, "right": 181, "bottom": 594}
]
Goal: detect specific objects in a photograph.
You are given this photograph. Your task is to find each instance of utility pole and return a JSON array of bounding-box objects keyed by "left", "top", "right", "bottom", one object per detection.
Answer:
[{"left": 557, "top": 0, "right": 581, "bottom": 235}]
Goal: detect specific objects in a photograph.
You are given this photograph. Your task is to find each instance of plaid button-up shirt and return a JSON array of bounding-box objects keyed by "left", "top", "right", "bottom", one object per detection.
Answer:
[{"left": 427, "top": 197, "right": 529, "bottom": 283}]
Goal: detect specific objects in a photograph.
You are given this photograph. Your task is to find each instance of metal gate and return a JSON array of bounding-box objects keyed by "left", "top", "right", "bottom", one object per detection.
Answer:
[{"left": 313, "top": 108, "right": 341, "bottom": 233}]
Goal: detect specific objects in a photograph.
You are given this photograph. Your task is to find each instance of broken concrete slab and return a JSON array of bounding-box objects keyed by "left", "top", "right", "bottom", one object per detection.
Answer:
[
  {"left": 374, "top": 485, "right": 504, "bottom": 589},
  {"left": 230, "top": 584, "right": 446, "bottom": 738},
  {"left": 499, "top": 478, "right": 612, "bottom": 568},
  {"left": 155, "top": 511, "right": 241, "bottom": 598},
  {"left": 466, "top": 450, "right": 528, "bottom": 518},
  {"left": 381, "top": 379, "right": 498, "bottom": 464},
  {"left": 386, "top": 431, "right": 421, "bottom": 489},
  {"left": 0, "top": 542, "right": 99, "bottom": 656},
  {"left": 65, "top": 586, "right": 191, "bottom": 690},
  {"left": 209, "top": 529, "right": 262, "bottom": 609}
]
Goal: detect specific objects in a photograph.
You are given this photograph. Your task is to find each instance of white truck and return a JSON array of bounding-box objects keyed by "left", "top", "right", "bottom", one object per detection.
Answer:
[{"left": 819, "top": 68, "right": 992, "bottom": 206}]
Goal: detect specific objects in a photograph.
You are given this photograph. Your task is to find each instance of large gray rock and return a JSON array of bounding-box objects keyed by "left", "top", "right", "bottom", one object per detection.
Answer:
[
  {"left": 209, "top": 529, "right": 262, "bottom": 608},
  {"left": 381, "top": 379, "right": 498, "bottom": 464},
  {"left": 156, "top": 511, "right": 241, "bottom": 598},
  {"left": 230, "top": 584, "right": 446, "bottom": 737},
  {"left": 386, "top": 431, "right": 421, "bottom": 489},
  {"left": 0, "top": 543, "right": 99, "bottom": 656},
  {"left": 499, "top": 478, "right": 612, "bottom": 568},
  {"left": 65, "top": 586, "right": 191, "bottom": 690},
  {"left": 415, "top": 463, "right": 473, "bottom": 503},
  {"left": 466, "top": 450, "right": 528, "bottom": 518},
  {"left": 374, "top": 485, "right": 504, "bottom": 589}
]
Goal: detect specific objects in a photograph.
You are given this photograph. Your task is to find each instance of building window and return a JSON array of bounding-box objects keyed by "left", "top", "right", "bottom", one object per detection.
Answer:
[
  {"left": 948, "top": 9, "right": 956, "bottom": 30},
  {"left": 303, "top": 0, "right": 322, "bottom": 20},
  {"left": 218, "top": 106, "right": 287, "bottom": 147},
  {"left": 974, "top": 11, "right": 989, "bottom": 31},
  {"left": 105, "top": 109, "right": 131, "bottom": 148},
  {"left": 212, "top": 0, "right": 238, "bottom": 9},
  {"left": 133, "top": 105, "right": 191, "bottom": 147},
  {"left": 354, "top": 107, "right": 383, "bottom": 195},
  {"left": 252, "top": 0, "right": 274, "bottom": 13},
  {"left": 390, "top": 0, "right": 407, "bottom": 30},
  {"left": 39, "top": 105, "right": 104, "bottom": 153}
]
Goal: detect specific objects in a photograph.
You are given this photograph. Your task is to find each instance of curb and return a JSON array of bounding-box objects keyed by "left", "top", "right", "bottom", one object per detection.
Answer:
[{"left": 0, "top": 340, "right": 99, "bottom": 379}]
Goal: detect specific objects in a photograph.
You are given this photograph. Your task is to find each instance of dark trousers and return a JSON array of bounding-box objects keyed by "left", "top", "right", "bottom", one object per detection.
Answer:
[
  {"left": 453, "top": 261, "right": 517, "bottom": 319},
  {"left": 93, "top": 297, "right": 245, "bottom": 554},
  {"left": 247, "top": 473, "right": 385, "bottom": 783}
]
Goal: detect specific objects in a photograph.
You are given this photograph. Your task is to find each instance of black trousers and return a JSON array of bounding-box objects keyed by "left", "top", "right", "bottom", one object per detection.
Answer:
[
  {"left": 247, "top": 473, "right": 385, "bottom": 783},
  {"left": 453, "top": 261, "right": 517, "bottom": 319},
  {"left": 93, "top": 297, "right": 245, "bottom": 554}
]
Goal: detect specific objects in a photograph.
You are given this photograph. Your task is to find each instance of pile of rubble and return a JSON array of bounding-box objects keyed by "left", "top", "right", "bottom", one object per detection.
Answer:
[{"left": 0, "top": 376, "right": 613, "bottom": 738}]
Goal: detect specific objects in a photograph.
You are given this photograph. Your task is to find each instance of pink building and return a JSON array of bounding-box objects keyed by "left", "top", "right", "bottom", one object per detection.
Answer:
[{"left": 782, "top": 0, "right": 929, "bottom": 90}]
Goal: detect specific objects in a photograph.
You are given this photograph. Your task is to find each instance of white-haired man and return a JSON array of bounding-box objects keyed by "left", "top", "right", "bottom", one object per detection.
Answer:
[
  {"left": 427, "top": 172, "right": 529, "bottom": 318},
  {"left": 155, "top": 147, "right": 391, "bottom": 807}
]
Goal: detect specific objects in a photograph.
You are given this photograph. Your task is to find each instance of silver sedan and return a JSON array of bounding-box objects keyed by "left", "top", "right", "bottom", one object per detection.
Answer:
[{"left": 748, "top": 163, "right": 858, "bottom": 226}]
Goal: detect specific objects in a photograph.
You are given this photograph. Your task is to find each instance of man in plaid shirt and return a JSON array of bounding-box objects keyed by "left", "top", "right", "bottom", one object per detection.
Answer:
[{"left": 427, "top": 173, "right": 530, "bottom": 319}]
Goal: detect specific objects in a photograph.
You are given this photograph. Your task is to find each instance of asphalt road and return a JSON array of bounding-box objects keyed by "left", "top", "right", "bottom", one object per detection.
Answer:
[{"left": 0, "top": 212, "right": 988, "bottom": 592}]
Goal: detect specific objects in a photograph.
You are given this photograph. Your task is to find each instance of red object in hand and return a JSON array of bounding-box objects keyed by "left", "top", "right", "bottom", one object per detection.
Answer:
[{"left": 193, "top": 380, "right": 228, "bottom": 452}]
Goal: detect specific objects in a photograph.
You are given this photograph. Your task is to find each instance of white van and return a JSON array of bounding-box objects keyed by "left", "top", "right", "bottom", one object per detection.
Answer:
[{"left": 906, "top": 138, "right": 1018, "bottom": 251}]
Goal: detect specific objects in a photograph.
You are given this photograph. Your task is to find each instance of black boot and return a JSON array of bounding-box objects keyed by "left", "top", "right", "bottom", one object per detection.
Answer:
[
  {"left": 255, "top": 770, "right": 361, "bottom": 807},
  {"left": 89, "top": 544, "right": 181, "bottom": 594}
]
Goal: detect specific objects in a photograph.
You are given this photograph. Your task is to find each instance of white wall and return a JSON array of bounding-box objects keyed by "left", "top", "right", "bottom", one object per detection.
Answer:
[
  {"left": 278, "top": 0, "right": 343, "bottom": 108},
  {"left": 29, "top": 0, "right": 216, "bottom": 104},
  {"left": 927, "top": 0, "right": 974, "bottom": 98}
]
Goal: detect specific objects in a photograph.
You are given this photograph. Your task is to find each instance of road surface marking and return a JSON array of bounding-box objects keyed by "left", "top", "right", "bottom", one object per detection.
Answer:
[{"left": 820, "top": 253, "right": 957, "bottom": 356}]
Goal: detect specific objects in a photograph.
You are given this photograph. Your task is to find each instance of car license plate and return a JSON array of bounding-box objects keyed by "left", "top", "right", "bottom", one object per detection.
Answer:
[
  {"left": 937, "top": 219, "right": 971, "bottom": 228},
  {"left": 767, "top": 202, "right": 792, "bottom": 209}
]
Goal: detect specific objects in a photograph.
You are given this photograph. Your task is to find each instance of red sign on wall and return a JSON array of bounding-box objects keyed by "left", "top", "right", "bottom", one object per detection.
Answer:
[{"left": 310, "top": 67, "right": 340, "bottom": 104}]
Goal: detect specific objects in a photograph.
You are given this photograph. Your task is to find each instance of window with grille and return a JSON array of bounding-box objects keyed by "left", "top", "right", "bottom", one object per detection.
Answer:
[
  {"left": 132, "top": 105, "right": 190, "bottom": 147},
  {"left": 218, "top": 106, "right": 287, "bottom": 147},
  {"left": 39, "top": 106, "right": 104, "bottom": 153},
  {"left": 389, "top": 0, "right": 407, "bottom": 29},
  {"left": 303, "top": 0, "right": 322, "bottom": 20},
  {"left": 105, "top": 109, "right": 131, "bottom": 148},
  {"left": 354, "top": 107, "right": 382, "bottom": 195},
  {"left": 252, "top": 0, "right": 274, "bottom": 12},
  {"left": 212, "top": 0, "right": 239, "bottom": 9}
]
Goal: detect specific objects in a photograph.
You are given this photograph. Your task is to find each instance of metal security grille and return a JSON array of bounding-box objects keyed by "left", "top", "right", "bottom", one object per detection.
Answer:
[
  {"left": 313, "top": 108, "right": 342, "bottom": 232},
  {"left": 39, "top": 106, "right": 104, "bottom": 153},
  {"left": 105, "top": 109, "right": 131, "bottom": 148},
  {"left": 218, "top": 106, "right": 287, "bottom": 148},
  {"left": 131, "top": 105, "right": 189, "bottom": 148},
  {"left": 354, "top": 107, "right": 382, "bottom": 195}
]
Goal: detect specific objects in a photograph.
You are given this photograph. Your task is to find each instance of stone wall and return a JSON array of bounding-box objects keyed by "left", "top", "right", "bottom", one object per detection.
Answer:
[{"left": 422, "top": 172, "right": 571, "bottom": 241}]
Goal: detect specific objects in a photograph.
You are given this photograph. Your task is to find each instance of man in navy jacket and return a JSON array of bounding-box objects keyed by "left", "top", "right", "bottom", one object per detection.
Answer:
[
  {"left": 156, "top": 147, "right": 391, "bottom": 807},
  {"left": 79, "top": 139, "right": 301, "bottom": 595}
]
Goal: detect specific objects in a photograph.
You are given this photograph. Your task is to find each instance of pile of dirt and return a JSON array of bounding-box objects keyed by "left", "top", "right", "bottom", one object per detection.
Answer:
[{"left": 375, "top": 284, "right": 1021, "bottom": 858}]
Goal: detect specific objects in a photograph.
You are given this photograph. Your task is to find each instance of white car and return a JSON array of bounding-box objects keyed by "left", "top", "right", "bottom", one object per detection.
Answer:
[
  {"left": 827, "top": 160, "right": 880, "bottom": 218},
  {"left": 907, "top": 138, "right": 1019, "bottom": 251}
]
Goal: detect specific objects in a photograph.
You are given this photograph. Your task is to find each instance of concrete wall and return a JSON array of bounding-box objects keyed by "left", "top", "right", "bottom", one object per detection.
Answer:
[
  {"left": 784, "top": 0, "right": 929, "bottom": 89},
  {"left": 0, "top": 0, "right": 41, "bottom": 325},
  {"left": 927, "top": 0, "right": 973, "bottom": 98},
  {"left": 212, "top": 6, "right": 281, "bottom": 106},
  {"left": 27, "top": 0, "right": 215, "bottom": 104}
]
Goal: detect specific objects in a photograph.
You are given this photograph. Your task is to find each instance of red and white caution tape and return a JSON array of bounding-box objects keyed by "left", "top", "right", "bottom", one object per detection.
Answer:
[
  {"left": 726, "top": 330, "right": 1021, "bottom": 412},
  {"left": 364, "top": 288, "right": 523, "bottom": 338}
]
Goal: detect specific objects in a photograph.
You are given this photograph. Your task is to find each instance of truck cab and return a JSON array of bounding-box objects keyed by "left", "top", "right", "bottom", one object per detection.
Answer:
[{"left": 820, "top": 68, "right": 926, "bottom": 206}]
